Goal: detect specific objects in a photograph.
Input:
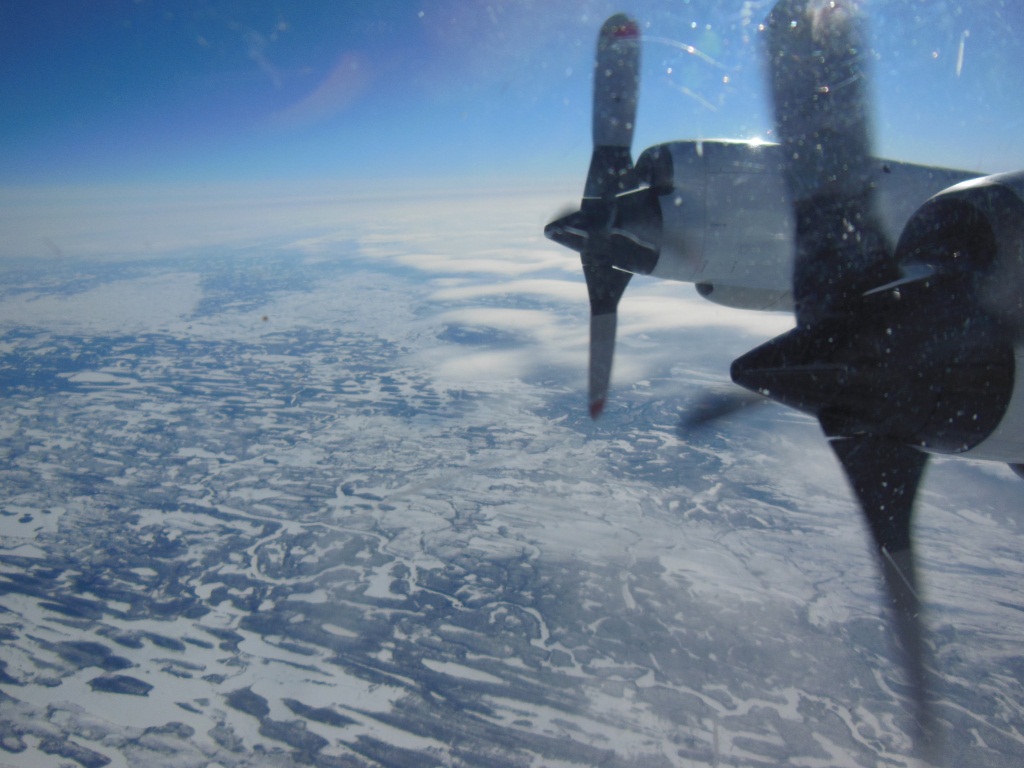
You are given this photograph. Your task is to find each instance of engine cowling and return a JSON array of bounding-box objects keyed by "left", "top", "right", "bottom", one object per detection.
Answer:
[
  {"left": 896, "top": 172, "right": 1024, "bottom": 463},
  {"left": 634, "top": 140, "right": 979, "bottom": 311},
  {"left": 732, "top": 171, "right": 1024, "bottom": 465},
  {"left": 897, "top": 171, "right": 1024, "bottom": 337}
]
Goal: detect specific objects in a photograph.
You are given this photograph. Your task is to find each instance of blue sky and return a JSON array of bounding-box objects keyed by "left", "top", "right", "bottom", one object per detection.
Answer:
[{"left": 1, "top": 1, "right": 1022, "bottom": 187}]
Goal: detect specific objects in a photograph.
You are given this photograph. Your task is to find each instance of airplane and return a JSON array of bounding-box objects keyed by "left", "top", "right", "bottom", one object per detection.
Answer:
[{"left": 544, "top": 0, "right": 1024, "bottom": 743}]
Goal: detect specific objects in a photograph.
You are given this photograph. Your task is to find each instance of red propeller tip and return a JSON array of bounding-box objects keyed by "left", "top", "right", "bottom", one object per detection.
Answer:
[
  {"left": 589, "top": 399, "right": 606, "bottom": 419},
  {"left": 612, "top": 20, "right": 639, "bottom": 39}
]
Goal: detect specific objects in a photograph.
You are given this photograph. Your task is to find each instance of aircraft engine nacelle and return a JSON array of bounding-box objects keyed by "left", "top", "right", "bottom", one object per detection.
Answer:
[
  {"left": 896, "top": 171, "right": 1024, "bottom": 337},
  {"left": 732, "top": 170, "right": 1024, "bottom": 466},
  {"left": 629, "top": 140, "right": 979, "bottom": 312},
  {"left": 634, "top": 140, "right": 794, "bottom": 310},
  {"left": 892, "top": 171, "right": 1024, "bottom": 464}
]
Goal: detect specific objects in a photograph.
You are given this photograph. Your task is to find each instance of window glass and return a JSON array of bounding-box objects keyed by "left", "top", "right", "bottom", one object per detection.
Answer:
[{"left": 1, "top": 3, "right": 1021, "bottom": 766}]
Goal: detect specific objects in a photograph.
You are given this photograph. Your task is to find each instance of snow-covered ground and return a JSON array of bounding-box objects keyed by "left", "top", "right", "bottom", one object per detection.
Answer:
[{"left": 0, "top": 187, "right": 1022, "bottom": 767}]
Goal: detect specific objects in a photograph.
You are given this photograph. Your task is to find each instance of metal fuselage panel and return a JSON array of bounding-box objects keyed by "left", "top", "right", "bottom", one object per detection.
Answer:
[{"left": 644, "top": 140, "right": 980, "bottom": 311}]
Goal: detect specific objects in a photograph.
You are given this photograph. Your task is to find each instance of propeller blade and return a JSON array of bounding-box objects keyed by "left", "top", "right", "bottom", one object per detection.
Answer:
[
  {"left": 760, "top": 4, "right": 941, "bottom": 745},
  {"left": 543, "top": 14, "right": 646, "bottom": 417},
  {"left": 578, "top": 14, "right": 641, "bottom": 418},
  {"left": 592, "top": 15, "right": 640, "bottom": 156},
  {"left": 584, "top": 264, "right": 631, "bottom": 418},
  {"left": 583, "top": 14, "right": 640, "bottom": 204},
  {"left": 829, "top": 436, "right": 935, "bottom": 739},
  {"left": 764, "top": 0, "right": 892, "bottom": 323}
]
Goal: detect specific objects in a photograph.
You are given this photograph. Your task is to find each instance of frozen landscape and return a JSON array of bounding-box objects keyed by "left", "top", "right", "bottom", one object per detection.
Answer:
[{"left": 0, "top": 187, "right": 1022, "bottom": 767}]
